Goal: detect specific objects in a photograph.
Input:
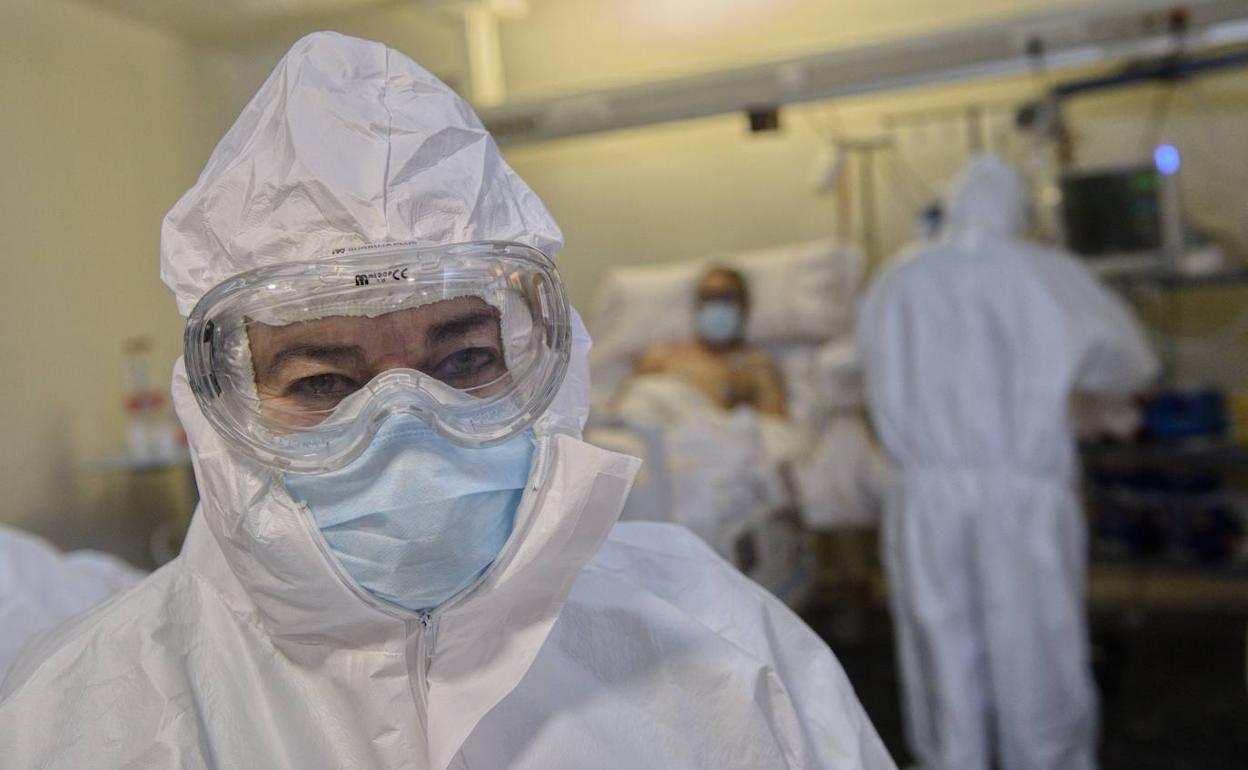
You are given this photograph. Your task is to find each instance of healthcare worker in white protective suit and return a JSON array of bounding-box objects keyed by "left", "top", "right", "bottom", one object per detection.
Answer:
[
  {"left": 857, "top": 155, "right": 1158, "bottom": 770},
  {"left": 0, "top": 33, "right": 895, "bottom": 770}
]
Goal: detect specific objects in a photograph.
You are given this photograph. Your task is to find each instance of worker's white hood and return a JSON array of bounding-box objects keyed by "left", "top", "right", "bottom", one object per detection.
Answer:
[
  {"left": 159, "top": 31, "right": 635, "bottom": 768},
  {"left": 161, "top": 32, "right": 563, "bottom": 315},
  {"left": 945, "top": 154, "right": 1030, "bottom": 241}
]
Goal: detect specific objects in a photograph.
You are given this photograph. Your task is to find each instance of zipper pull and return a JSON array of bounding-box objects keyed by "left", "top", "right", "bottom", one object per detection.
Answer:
[
  {"left": 420, "top": 613, "right": 439, "bottom": 667},
  {"left": 528, "top": 434, "right": 551, "bottom": 491}
]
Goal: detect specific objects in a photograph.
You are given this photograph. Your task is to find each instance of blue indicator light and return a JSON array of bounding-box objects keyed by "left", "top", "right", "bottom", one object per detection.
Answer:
[{"left": 1154, "top": 144, "right": 1181, "bottom": 175}]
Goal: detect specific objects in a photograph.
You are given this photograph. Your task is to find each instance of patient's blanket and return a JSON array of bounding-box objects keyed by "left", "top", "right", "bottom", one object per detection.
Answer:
[
  {"left": 0, "top": 526, "right": 145, "bottom": 679},
  {"left": 612, "top": 373, "right": 885, "bottom": 536},
  {"left": 610, "top": 374, "right": 805, "bottom": 546},
  {"left": 792, "top": 413, "right": 888, "bottom": 529}
]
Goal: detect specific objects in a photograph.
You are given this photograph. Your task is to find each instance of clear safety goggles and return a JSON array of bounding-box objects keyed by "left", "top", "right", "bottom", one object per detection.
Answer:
[{"left": 184, "top": 241, "right": 570, "bottom": 473}]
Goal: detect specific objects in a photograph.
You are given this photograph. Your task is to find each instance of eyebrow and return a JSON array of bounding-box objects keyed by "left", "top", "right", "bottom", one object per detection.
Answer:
[
  {"left": 426, "top": 307, "right": 501, "bottom": 348},
  {"left": 262, "top": 343, "right": 365, "bottom": 380}
]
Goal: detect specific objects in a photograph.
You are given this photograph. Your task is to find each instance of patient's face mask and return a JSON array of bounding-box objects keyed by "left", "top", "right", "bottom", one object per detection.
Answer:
[{"left": 696, "top": 300, "right": 744, "bottom": 345}]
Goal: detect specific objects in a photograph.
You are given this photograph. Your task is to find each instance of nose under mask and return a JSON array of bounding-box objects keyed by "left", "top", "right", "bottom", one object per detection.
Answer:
[{"left": 285, "top": 415, "right": 536, "bottom": 613}]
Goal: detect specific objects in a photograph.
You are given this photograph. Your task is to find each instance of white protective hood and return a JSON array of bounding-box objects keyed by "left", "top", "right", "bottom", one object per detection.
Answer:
[
  {"left": 944, "top": 154, "right": 1029, "bottom": 241},
  {"left": 161, "top": 31, "right": 561, "bottom": 316}
]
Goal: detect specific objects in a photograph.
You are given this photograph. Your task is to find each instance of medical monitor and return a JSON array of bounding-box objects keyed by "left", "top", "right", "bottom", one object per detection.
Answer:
[{"left": 1059, "top": 162, "right": 1182, "bottom": 275}]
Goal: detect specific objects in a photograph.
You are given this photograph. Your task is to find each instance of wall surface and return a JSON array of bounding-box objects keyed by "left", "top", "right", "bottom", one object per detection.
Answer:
[{"left": 0, "top": 0, "right": 221, "bottom": 561}]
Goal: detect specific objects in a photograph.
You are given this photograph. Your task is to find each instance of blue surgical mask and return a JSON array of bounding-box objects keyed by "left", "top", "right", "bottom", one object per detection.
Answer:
[
  {"left": 284, "top": 415, "right": 535, "bottom": 613},
  {"left": 697, "top": 300, "right": 743, "bottom": 345}
]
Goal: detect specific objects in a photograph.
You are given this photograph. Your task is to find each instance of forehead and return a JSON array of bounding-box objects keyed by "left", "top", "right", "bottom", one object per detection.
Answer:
[
  {"left": 248, "top": 296, "right": 497, "bottom": 350},
  {"left": 698, "top": 271, "right": 743, "bottom": 296}
]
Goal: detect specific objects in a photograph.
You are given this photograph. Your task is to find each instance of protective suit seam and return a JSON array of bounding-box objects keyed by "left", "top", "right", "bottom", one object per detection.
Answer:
[{"left": 179, "top": 563, "right": 275, "bottom": 641}]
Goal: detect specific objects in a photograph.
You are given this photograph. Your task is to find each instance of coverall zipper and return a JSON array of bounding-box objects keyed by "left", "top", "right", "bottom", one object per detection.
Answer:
[{"left": 295, "top": 432, "right": 554, "bottom": 767}]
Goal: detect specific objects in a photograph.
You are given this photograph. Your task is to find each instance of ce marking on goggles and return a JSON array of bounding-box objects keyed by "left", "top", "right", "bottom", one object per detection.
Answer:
[{"left": 353, "top": 267, "right": 410, "bottom": 286}]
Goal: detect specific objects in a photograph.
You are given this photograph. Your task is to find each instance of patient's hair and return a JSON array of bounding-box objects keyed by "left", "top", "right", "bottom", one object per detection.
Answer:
[{"left": 700, "top": 266, "right": 750, "bottom": 309}]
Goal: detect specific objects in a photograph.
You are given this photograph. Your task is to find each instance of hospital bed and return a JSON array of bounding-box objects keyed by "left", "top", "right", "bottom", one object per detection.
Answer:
[{"left": 584, "top": 238, "right": 883, "bottom": 607}]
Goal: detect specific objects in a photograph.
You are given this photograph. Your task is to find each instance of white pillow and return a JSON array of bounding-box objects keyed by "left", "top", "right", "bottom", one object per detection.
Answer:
[{"left": 725, "top": 239, "right": 861, "bottom": 345}]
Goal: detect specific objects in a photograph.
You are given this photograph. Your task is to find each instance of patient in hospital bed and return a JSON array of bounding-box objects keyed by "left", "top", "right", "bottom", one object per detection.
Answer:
[
  {"left": 633, "top": 266, "right": 788, "bottom": 417},
  {"left": 586, "top": 241, "right": 886, "bottom": 601}
]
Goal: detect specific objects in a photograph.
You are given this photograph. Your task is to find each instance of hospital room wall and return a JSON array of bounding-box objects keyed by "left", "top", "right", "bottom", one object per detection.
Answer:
[{"left": 0, "top": 0, "right": 222, "bottom": 558}]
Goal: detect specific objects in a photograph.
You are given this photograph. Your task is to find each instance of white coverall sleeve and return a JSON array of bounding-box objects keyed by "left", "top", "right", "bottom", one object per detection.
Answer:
[{"left": 1051, "top": 253, "right": 1160, "bottom": 395}]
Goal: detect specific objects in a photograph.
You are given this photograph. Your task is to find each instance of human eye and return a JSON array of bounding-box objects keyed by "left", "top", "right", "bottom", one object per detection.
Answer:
[
  {"left": 429, "top": 347, "right": 505, "bottom": 389},
  {"left": 285, "top": 372, "right": 361, "bottom": 409}
]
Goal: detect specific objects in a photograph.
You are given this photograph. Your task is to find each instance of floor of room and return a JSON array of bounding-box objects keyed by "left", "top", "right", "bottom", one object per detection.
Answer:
[{"left": 804, "top": 605, "right": 1248, "bottom": 769}]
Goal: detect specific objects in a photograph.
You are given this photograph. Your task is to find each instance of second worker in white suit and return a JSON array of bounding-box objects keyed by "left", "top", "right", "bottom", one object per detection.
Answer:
[{"left": 858, "top": 156, "right": 1158, "bottom": 770}]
